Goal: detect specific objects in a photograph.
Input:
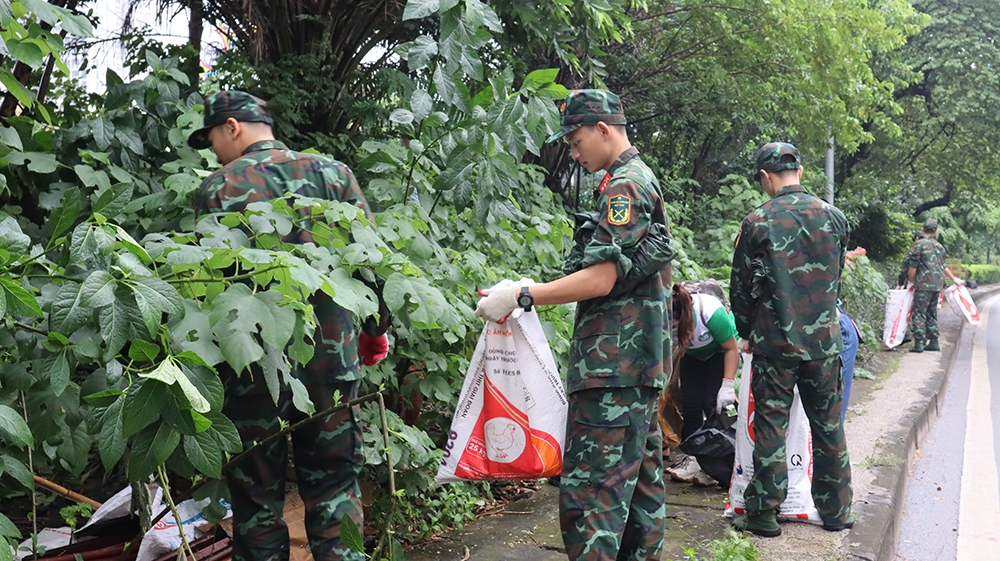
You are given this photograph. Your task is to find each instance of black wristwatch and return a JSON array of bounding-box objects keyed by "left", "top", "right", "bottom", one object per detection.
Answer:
[{"left": 517, "top": 286, "right": 534, "bottom": 311}]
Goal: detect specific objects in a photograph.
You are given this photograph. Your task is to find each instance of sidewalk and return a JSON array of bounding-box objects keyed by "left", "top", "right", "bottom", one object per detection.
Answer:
[{"left": 406, "top": 284, "right": 1000, "bottom": 561}]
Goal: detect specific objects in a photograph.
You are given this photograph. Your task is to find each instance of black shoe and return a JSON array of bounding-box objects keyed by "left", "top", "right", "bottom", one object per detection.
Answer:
[{"left": 822, "top": 520, "right": 854, "bottom": 532}]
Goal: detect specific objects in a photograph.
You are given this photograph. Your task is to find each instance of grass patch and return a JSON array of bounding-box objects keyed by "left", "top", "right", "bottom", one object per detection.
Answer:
[
  {"left": 857, "top": 453, "right": 898, "bottom": 468},
  {"left": 666, "top": 530, "right": 760, "bottom": 561}
]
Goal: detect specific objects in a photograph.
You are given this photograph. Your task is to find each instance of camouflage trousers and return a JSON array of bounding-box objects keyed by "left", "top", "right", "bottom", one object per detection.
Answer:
[
  {"left": 745, "top": 355, "right": 853, "bottom": 525},
  {"left": 223, "top": 380, "right": 364, "bottom": 561},
  {"left": 559, "top": 387, "right": 665, "bottom": 561},
  {"left": 910, "top": 289, "right": 940, "bottom": 342}
]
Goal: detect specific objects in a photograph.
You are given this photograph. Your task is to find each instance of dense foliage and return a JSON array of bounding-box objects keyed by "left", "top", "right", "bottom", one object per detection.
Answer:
[{"left": 1, "top": 0, "right": 999, "bottom": 559}]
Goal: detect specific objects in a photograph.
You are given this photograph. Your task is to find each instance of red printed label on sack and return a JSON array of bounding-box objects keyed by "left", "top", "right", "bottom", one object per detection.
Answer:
[{"left": 453, "top": 375, "right": 563, "bottom": 480}]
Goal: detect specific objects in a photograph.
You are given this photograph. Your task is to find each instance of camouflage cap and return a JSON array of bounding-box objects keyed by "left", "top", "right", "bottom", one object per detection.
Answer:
[
  {"left": 923, "top": 218, "right": 938, "bottom": 231},
  {"left": 753, "top": 142, "right": 801, "bottom": 181},
  {"left": 912, "top": 230, "right": 924, "bottom": 240},
  {"left": 187, "top": 90, "right": 274, "bottom": 149},
  {"left": 545, "top": 89, "right": 627, "bottom": 143}
]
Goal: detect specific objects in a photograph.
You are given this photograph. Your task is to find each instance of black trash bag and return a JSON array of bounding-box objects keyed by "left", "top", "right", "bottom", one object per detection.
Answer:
[
  {"left": 678, "top": 414, "right": 736, "bottom": 486},
  {"left": 966, "top": 279, "right": 978, "bottom": 289}
]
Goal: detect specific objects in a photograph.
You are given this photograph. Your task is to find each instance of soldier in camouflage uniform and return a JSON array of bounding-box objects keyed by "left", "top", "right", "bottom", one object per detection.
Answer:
[
  {"left": 729, "top": 142, "right": 853, "bottom": 537},
  {"left": 190, "top": 91, "right": 389, "bottom": 561},
  {"left": 475, "top": 89, "right": 673, "bottom": 560},
  {"left": 907, "top": 218, "right": 963, "bottom": 353}
]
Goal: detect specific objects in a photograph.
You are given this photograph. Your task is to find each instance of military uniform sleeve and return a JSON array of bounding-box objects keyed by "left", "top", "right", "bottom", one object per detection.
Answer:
[
  {"left": 195, "top": 174, "right": 228, "bottom": 219},
  {"left": 729, "top": 217, "right": 756, "bottom": 339},
  {"left": 579, "top": 177, "right": 652, "bottom": 278}
]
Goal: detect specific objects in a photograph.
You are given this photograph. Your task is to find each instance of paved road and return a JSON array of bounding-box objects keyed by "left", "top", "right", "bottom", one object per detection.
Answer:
[{"left": 896, "top": 294, "right": 1000, "bottom": 561}]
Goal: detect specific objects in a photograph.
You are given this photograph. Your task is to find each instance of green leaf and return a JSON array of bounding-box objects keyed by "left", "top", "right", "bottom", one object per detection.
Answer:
[
  {"left": 122, "top": 379, "right": 166, "bottom": 437},
  {"left": 411, "top": 90, "right": 433, "bottom": 121},
  {"left": 390, "top": 108, "right": 414, "bottom": 125},
  {"left": 0, "top": 124, "right": 22, "bottom": 151},
  {"left": 183, "top": 431, "right": 222, "bottom": 478},
  {"left": 7, "top": 38, "right": 44, "bottom": 68},
  {"left": 59, "top": 12, "right": 94, "bottom": 38},
  {"left": 128, "top": 339, "right": 160, "bottom": 363},
  {"left": 402, "top": 0, "right": 438, "bottom": 20},
  {"left": 81, "top": 270, "right": 117, "bottom": 307},
  {"left": 465, "top": 0, "right": 502, "bottom": 33},
  {"left": 74, "top": 164, "right": 109, "bottom": 189},
  {"left": 92, "top": 116, "right": 115, "bottom": 150},
  {"left": 99, "top": 290, "right": 146, "bottom": 354},
  {"left": 406, "top": 35, "right": 438, "bottom": 71},
  {"left": 140, "top": 357, "right": 211, "bottom": 413},
  {"left": 0, "top": 404, "right": 33, "bottom": 448},
  {"left": 43, "top": 350, "right": 70, "bottom": 396},
  {"left": 0, "top": 68, "right": 33, "bottom": 108},
  {"left": 96, "top": 399, "right": 126, "bottom": 471},
  {"left": 191, "top": 410, "right": 212, "bottom": 433},
  {"left": 0, "top": 277, "right": 43, "bottom": 318},
  {"left": 48, "top": 186, "right": 81, "bottom": 243},
  {"left": 82, "top": 388, "right": 124, "bottom": 407},
  {"left": 523, "top": 68, "right": 560, "bottom": 89},
  {"left": 0, "top": 512, "right": 20, "bottom": 540},
  {"left": 176, "top": 359, "right": 224, "bottom": 412},
  {"left": 382, "top": 273, "right": 450, "bottom": 328},
  {"left": 170, "top": 301, "right": 225, "bottom": 366},
  {"left": 0, "top": 454, "right": 32, "bottom": 491},
  {"left": 0, "top": 215, "right": 30, "bottom": 254},
  {"left": 93, "top": 183, "right": 133, "bottom": 219},
  {"left": 128, "top": 422, "right": 180, "bottom": 481},
  {"left": 69, "top": 222, "right": 114, "bottom": 265},
  {"left": 204, "top": 411, "right": 241, "bottom": 453},
  {"left": 209, "top": 285, "right": 295, "bottom": 373},
  {"left": 49, "top": 282, "right": 90, "bottom": 333},
  {"left": 341, "top": 515, "right": 365, "bottom": 553}
]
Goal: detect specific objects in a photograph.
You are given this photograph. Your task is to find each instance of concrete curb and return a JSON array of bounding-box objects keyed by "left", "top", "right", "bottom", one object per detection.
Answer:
[{"left": 847, "top": 284, "right": 1000, "bottom": 561}]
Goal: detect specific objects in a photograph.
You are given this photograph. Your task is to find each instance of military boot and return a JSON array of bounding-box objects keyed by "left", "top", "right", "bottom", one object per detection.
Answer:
[
  {"left": 910, "top": 340, "right": 924, "bottom": 353},
  {"left": 925, "top": 338, "right": 940, "bottom": 351},
  {"left": 732, "top": 509, "right": 781, "bottom": 537}
]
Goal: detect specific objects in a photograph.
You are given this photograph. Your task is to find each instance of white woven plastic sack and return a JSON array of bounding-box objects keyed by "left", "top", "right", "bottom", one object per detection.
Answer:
[
  {"left": 437, "top": 304, "right": 567, "bottom": 483},
  {"left": 883, "top": 289, "right": 914, "bottom": 348},
  {"left": 725, "top": 353, "right": 821, "bottom": 524},
  {"left": 944, "top": 284, "right": 981, "bottom": 325}
]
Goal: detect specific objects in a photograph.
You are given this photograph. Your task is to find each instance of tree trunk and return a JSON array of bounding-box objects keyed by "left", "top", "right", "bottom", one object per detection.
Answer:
[{"left": 912, "top": 180, "right": 955, "bottom": 217}]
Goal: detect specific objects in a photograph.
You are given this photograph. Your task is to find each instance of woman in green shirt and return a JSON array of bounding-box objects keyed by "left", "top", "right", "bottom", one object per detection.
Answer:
[{"left": 666, "top": 283, "right": 739, "bottom": 486}]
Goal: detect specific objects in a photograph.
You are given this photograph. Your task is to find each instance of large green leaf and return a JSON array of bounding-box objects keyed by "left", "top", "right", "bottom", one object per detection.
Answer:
[
  {"left": 140, "top": 358, "right": 211, "bottom": 413},
  {"left": 0, "top": 278, "right": 42, "bottom": 318},
  {"left": 69, "top": 222, "right": 114, "bottom": 265},
  {"left": 96, "top": 399, "right": 126, "bottom": 471},
  {"left": 42, "top": 350, "right": 69, "bottom": 396},
  {"left": 93, "top": 183, "right": 133, "bottom": 219},
  {"left": 203, "top": 411, "right": 241, "bottom": 453},
  {"left": 48, "top": 186, "right": 81, "bottom": 243},
  {"left": 0, "top": 454, "right": 32, "bottom": 491},
  {"left": 340, "top": 516, "right": 365, "bottom": 554},
  {"left": 91, "top": 116, "right": 115, "bottom": 150},
  {"left": 128, "top": 422, "right": 180, "bottom": 481},
  {"left": 0, "top": 512, "right": 20, "bottom": 540},
  {"left": 0, "top": 404, "right": 32, "bottom": 448},
  {"left": 382, "top": 273, "right": 451, "bottom": 328},
  {"left": 170, "top": 301, "right": 225, "bottom": 366},
  {"left": 406, "top": 35, "right": 438, "bottom": 71},
  {"left": 99, "top": 290, "right": 146, "bottom": 355},
  {"left": 122, "top": 379, "right": 166, "bottom": 437},
  {"left": 49, "top": 282, "right": 90, "bottom": 333},
  {"left": 210, "top": 284, "right": 295, "bottom": 354},
  {"left": 175, "top": 358, "right": 224, "bottom": 411},
  {"left": 128, "top": 277, "right": 183, "bottom": 336},
  {"left": 0, "top": 68, "right": 33, "bottom": 108},
  {"left": 0, "top": 215, "right": 29, "bottom": 254},
  {"left": 183, "top": 431, "right": 222, "bottom": 478},
  {"left": 81, "top": 270, "right": 117, "bottom": 308},
  {"left": 402, "top": 0, "right": 438, "bottom": 20}
]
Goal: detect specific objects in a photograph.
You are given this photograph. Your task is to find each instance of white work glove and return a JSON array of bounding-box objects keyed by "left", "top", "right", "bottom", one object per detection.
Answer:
[
  {"left": 954, "top": 278, "right": 965, "bottom": 286},
  {"left": 475, "top": 279, "right": 519, "bottom": 323},
  {"left": 737, "top": 338, "right": 751, "bottom": 354},
  {"left": 716, "top": 378, "right": 737, "bottom": 414}
]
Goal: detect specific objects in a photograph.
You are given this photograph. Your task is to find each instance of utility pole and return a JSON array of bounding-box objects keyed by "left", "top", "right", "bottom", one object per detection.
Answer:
[{"left": 825, "top": 132, "right": 835, "bottom": 204}]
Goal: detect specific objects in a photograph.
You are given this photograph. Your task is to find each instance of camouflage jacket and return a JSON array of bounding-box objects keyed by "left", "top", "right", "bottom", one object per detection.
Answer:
[
  {"left": 565, "top": 147, "right": 672, "bottom": 394},
  {"left": 730, "top": 184, "right": 849, "bottom": 360},
  {"left": 196, "top": 140, "right": 374, "bottom": 386},
  {"left": 897, "top": 244, "right": 919, "bottom": 286},
  {"left": 911, "top": 237, "right": 947, "bottom": 291}
]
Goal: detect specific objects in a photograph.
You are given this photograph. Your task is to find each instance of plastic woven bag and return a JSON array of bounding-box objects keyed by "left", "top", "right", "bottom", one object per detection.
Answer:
[
  {"left": 944, "top": 284, "right": 981, "bottom": 325},
  {"left": 883, "top": 289, "right": 914, "bottom": 348},
  {"left": 437, "top": 305, "right": 567, "bottom": 483},
  {"left": 725, "top": 353, "right": 821, "bottom": 524}
]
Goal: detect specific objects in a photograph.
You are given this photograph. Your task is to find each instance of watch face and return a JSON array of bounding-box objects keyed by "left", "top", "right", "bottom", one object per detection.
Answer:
[{"left": 518, "top": 294, "right": 531, "bottom": 307}]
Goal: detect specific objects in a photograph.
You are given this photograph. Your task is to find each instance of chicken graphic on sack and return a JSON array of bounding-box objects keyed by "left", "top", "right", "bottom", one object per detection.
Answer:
[{"left": 485, "top": 421, "right": 518, "bottom": 459}]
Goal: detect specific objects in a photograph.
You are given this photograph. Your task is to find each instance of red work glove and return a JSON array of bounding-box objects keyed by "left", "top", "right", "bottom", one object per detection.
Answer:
[{"left": 359, "top": 333, "right": 389, "bottom": 366}]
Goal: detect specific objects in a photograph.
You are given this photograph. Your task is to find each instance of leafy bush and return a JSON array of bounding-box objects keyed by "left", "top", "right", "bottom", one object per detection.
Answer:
[
  {"left": 968, "top": 264, "right": 1000, "bottom": 284},
  {"left": 840, "top": 248, "right": 889, "bottom": 355}
]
